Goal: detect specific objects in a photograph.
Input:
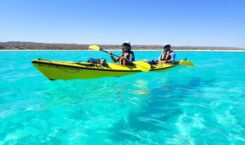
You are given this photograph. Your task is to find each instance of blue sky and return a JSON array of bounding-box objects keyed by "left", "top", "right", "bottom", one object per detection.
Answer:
[{"left": 0, "top": 0, "right": 244, "bottom": 47}]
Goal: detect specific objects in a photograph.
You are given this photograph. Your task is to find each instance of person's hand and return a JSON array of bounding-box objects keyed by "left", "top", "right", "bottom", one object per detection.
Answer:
[
  {"left": 123, "top": 53, "right": 129, "bottom": 59},
  {"left": 109, "top": 52, "right": 113, "bottom": 56},
  {"left": 158, "top": 60, "right": 165, "bottom": 64}
]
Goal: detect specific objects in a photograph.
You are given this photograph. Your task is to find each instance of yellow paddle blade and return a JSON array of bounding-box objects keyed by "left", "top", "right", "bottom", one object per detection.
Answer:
[
  {"left": 133, "top": 61, "right": 151, "bottom": 72},
  {"left": 179, "top": 60, "right": 195, "bottom": 66},
  {"left": 107, "top": 63, "right": 132, "bottom": 70},
  {"left": 88, "top": 45, "right": 101, "bottom": 51}
]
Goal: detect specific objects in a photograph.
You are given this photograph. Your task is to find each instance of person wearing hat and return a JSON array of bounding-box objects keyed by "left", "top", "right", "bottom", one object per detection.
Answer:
[
  {"left": 109, "top": 41, "right": 135, "bottom": 65},
  {"left": 158, "top": 44, "right": 176, "bottom": 63}
]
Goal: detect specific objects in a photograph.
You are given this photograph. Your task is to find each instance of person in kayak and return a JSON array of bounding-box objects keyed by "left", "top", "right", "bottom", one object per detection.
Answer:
[
  {"left": 158, "top": 44, "right": 176, "bottom": 63},
  {"left": 109, "top": 41, "right": 135, "bottom": 65},
  {"left": 148, "top": 44, "right": 176, "bottom": 65}
]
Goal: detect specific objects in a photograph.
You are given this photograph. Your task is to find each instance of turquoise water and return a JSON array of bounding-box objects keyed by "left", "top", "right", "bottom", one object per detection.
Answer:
[{"left": 0, "top": 51, "right": 245, "bottom": 145}]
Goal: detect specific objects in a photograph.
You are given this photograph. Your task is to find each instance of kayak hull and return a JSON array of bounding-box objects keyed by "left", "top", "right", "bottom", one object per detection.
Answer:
[{"left": 32, "top": 59, "right": 176, "bottom": 80}]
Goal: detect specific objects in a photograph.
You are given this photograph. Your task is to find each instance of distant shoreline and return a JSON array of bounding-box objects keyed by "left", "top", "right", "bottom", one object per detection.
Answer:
[
  {"left": 1, "top": 49, "right": 245, "bottom": 52},
  {"left": 0, "top": 41, "right": 244, "bottom": 51}
]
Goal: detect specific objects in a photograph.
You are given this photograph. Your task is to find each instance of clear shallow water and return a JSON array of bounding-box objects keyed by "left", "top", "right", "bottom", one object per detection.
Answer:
[{"left": 0, "top": 51, "right": 245, "bottom": 145}]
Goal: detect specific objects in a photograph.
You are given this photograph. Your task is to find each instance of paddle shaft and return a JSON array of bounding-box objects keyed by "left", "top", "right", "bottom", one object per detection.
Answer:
[
  {"left": 99, "top": 48, "right": 133, "bottom": 62},
  {"left": 100, "top": 49, "right": 120, "bottom": 57}
]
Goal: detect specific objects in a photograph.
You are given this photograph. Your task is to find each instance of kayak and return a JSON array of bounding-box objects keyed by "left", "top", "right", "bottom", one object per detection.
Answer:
[
  {"left": 32, "top": 58, "right": 178, "bottom": 80},
  {"left": 32, "top": 59, "right": 180, "bottom": 80}
]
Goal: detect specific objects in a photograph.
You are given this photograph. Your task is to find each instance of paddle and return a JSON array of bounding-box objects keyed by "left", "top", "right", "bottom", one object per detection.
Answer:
[
  {"left": 178, "top": 60, "right": 195, "bottom": 66},
  {"left": 88, "top": 45, "right": 151, "bottom": 72}
]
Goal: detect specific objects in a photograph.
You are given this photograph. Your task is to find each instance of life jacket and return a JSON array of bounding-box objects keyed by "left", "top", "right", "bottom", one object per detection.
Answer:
[
  {"left": 120, "top": 51, "right": 135, "bottom": 61},
  {"left": 119, "top": 51, "right": 135, "bottom": 65},
  {"left": 159, "top": 51, "right": 175, "bottom": 61}
]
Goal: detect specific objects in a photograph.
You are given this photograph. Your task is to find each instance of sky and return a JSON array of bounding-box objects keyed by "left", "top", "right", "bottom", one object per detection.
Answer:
[{"left": 0, "top": 0, "right": 244, "bottom": 48}]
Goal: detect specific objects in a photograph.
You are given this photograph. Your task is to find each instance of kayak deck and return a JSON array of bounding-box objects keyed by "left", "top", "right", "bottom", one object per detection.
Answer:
[{"left": 32, "top": 59, "right": 176, "bottom": 80}]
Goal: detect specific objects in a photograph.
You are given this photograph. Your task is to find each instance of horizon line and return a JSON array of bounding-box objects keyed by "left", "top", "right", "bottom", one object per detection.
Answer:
[{"left": 1, "top": 41, "right": 244, "bottom": 49}]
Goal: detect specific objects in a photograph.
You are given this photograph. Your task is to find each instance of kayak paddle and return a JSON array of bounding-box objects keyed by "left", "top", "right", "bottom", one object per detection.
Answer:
[
  {"left": 179, "top": 60, "right": 194, "bottom": 66},
  {"left": 88, "top": 45, "right": 151, "bottom": 72}
]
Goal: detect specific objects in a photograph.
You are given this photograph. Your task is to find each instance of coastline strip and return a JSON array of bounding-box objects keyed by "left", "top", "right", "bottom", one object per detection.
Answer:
[{"left": 0, "top": 49, "right": 245, "bottom": 52}]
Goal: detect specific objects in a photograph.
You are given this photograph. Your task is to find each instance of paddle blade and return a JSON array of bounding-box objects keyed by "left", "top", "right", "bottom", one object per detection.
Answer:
[
  {"left": 88, "top": 45, "right": 101, "bottom": 51},
  {"left": 133, "top": 61, "right": 151, "bottom": 72},
  {"left": 179, "top": 60, "right": 195, "bottom": 66}
]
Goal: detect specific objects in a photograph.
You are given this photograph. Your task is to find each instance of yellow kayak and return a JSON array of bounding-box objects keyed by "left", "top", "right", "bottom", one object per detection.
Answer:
[{"left": 32, "top": 59, "right": 178, "bottom": 80}]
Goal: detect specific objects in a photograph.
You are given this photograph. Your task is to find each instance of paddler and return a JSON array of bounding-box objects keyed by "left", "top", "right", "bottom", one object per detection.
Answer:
[
  {"left": 148, "top": 44, "right": 176, "bottom": 65},
  {"left": 158, "top": 44, "right": 176, "bottom": 63},
  {"left": 109, "top": 41, "right": 135, "bottom": 65}
]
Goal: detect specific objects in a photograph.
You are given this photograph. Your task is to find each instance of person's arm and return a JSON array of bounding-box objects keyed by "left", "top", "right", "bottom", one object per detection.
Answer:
[
  {"left": 109, "top": 52, "right": 119, "bottom": 62},
  {"left": 171, "top": 52, "right": 175, "bottom": 60},
  {"left": 126, "top": 52, "right": 135, "bottom": 62},
  {"left": 167, "top": 52, "right": 176, "bottom": 63},
  {"left": 124, "top": 53, "right": 134, "bottom": 65},
  {"left": 158, "top": 52, "right": 165, "bottom": 61},
  {"left": 158, "top": 52, "right": 165, "bottom": 63},
  {"left": 165, "top": 52, "right": 170, "bottom": 61}
]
